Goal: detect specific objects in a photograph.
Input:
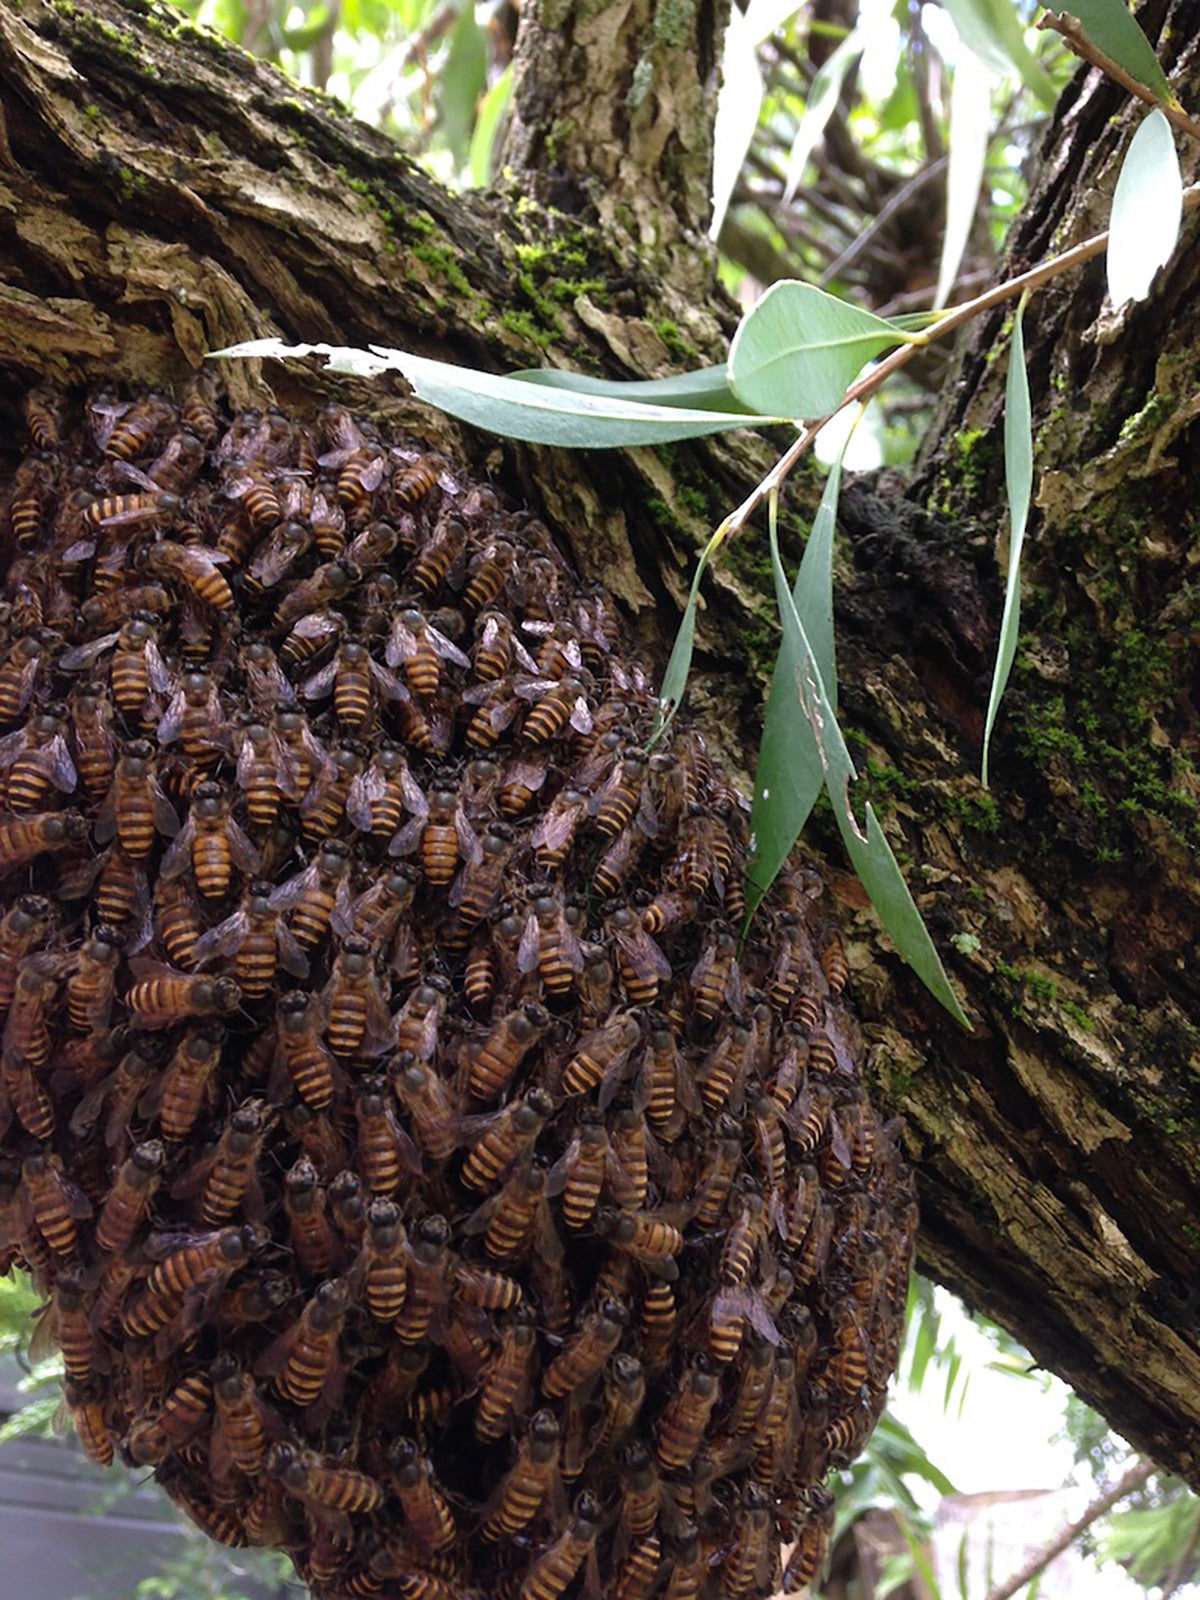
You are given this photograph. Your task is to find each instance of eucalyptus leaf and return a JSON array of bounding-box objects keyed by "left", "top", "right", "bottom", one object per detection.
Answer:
[
  {"left": 767, "top": 516, "right": 970, "bottom": 1025},
  {"left": 745, "top": 437, "right": 848, "bottom": 919},
  {"left": 728, "top": 281, "right": 911, "bottom": 419},
  {"left": 510, "top": 363, "right": 758, "bottom": 415},
  {"left": 941, "top": 0, "right": 1056, "bottom": 106},
  {"left": 982, "top": 296, "right": 1031, "bottom": 786},
  {"left": 783, "top": 29, "right": 864, "bottom": 202},
  {"left": 1107, "top": 109, "right": 1182, "bottom": 305},
  {"left": 710, "top": 8, "right": 764, "bottom": 241},
  {"left": 935, "top": 47, "right": 992, "bottom": 310},
  {"left": 1042, "top": 0, "right": 1175, "bottom": 104},
  {"left": 208, "top": 340, "right": 783, "bottom": 446},
  {"left": 653, "top": 523, "right": 728, "bottom": 739}
]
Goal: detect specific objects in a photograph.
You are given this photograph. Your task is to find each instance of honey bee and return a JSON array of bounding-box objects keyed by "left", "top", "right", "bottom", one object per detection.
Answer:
[
  {"left": 634, "top": 1019, "right": 698, "bottom": 1141},
  {"left": 547, "top": 1109, "right": 620, "bottom": 1230},
  {"left": 146, "top": 1020, "right": 225, "bottom": 1141},
  {"left": 0, "top": 705, "right": 77, "bottom": 813},
  {"left": 296, "top": 739, "right": 366, "bottom": 839},
  {"left": 268, "top": 1440, "right": 384, "bottom": 1520},
  {"left": 333, "top": 864, "right": 420, "bottom": 974},
  {"left": 0, "top": 893, "right": 53, "bottom": 1009},
  {"left": 694, "top": 1020, "right": 754, "bottom": 1116},
  {"left": 0, "top": 808, "right": 87, "bottom": 873},
  {"left": 386, "top": 1438, "right": 458, "bottom": 1553},
  {"left": 605, "top": 905, "right": 671, "bottom": 1006},
  {"left": 100, "top": 394, "right": 173, "bottom": 462},
  {"left": 355, "top": 1074, "right": 420, "bottom": 1194},
  {"left": 126, "top": 958, "right": 241, "bottom": 1030},
  {"left": 282, "top": 1156, "right": 340, "bottom": 1277},
  {"left": 476, "top": 1305, "right": 538, "bottom": 1442},
  {"left": 258, "top": 1276, "right": 351, "bottom": 1410},
  {"left": 575, "top": 943, "right": 616, "bottom": 1027},
  {"left": 29, "top": 1269, "right": 101, "bottom": 1385},
  {"left": 68, "top": 1033, "right": 164, "bottom": 1152},
  {"left": 322, "top": 935, "right": 395, "bottom": 1059},
  {"left": 390, "top": 1054, "right": 458, "bottom": 1165},
  {"left": 518, "top": 894, "right": 584, "bottom": 996},
  {"left": 95, "top": 738, "right": 179, "bottom": 862},
  {"left": 123, "top": 1222, "right": 265, "bottom": 1340},
  {"left": 471, "top": 609, "right": 528, "bottom": 684},
  {"left": 522, "top": 1492, "right": 603, "bottom": 1600},
  {"left": 65, "top": 614, "right": 169, "bottom": 726},
  {"left": 67, "top": 682, "right": 118, "bottom": 799},
  {"left": 596, "top": 1207, "right": 683, "bottom": 1275},
  {"left": 389, "top": 782, "right": 477, "bottom": 889},
  {"left": 175, "top": 1097, "right": 272, "bottom": 1226},
  {"left": 458, "top": 1087, "right": 554, "bottom": 1192},
  {"left": 62, "top": 1380, "right": 117, "bottom": 1469},
  {"left": 209, "top": 1354, "right": 279, "bottom": 1480},
  {"left": 143, "top": 538, "right": 234, "bottom": 610},
  {"left": 2, "top": 953, "right": 62, "bottom": 1073},
  {"left": 161, "top": 780, "right": 260, "bottom": 900},
  {"left": 0, "top": 632, "right": 55, "bottom": 730},
  {"left": 781, "top": 1485, "right": 836, "bottom": 1594},
  {"left": 392, "top": 977, "right": 450, "bottom": 1062},
  {"left": 392, "top": 1213, "right": 452, "bottom": 1346},
  {"left": 481, "top": 1409, "right": 566, "bottom": 1541},
  {"left": 465, "top": 1000, "right": 550, "bottom": 1101},
  {"left": 64, "top": 924, "right": 122, "bottom": 1033},
  {"left": 270, "top": 838, "right": 353, "bottom": 949},
  {"left": 274, "top": 556, "right": 361, "bottom": 628},
  {"left": 465, "top": 1161, "right": 561, "bottom": 1264},
  {"left": 95, "top": 1138, "right": 164, "bottom": 1255},
  {"left": 461, "top": 675, "right": 524, "bottom": 751},
  {"left": 346, "top": 1195, "right": 406, "bottom": 1321},
  {"left": 515, "top": 673, "right": 592, "bottom": 746},
  {"left": 180, "top": 373, "right": 220, "bottom": 442},
  {"left": 152, "top": 876, "right": 205, "bottom": 969},
  {"left": 153, "top": 663, "right": 226, "bottom": 769},
  {"left": 410, "top": 513, "right": 467, "bottom": 597},
  {"left": 193, "top": 880, "right": 310, "bottom": 999},
  {"left": 541, "top": 1298, "right": 627, "bottom": 1400},
  {"left": 271, "top": 991, "right": 337, "bottom": 1111},
  {"left": 687, "top": 929, "right": 742, "bottom": 1023},
  {"left": 345, "top": 743, "right": 418, "bottom": 837},
  {"left": 385, "top": 607, "right": 470, "bottom": 701},
  {"left": 560, "top": 1010, "right": 641, "bottom": 1098},
  {"left": 22, "top": 388, "right": 60, "bottom": 451},
  {"left": 652, "top": 1355, "right": 721, "bottom": 1473},
  {"left": 122, "top": 1370, "right": 214, "bottom": 1467},
  {"left": 459, "top": 537, "right": 515, "bottom": 612},
  {"left": 6, "top": 456, "right": 53, "bottom": 550}
]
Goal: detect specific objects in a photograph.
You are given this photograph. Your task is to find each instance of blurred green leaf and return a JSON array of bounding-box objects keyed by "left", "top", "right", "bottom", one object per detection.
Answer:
[
  {"left": 941, "top": 0, "right": 1056, "bottom": 106},
  {"left": 783, "top": 29, "right": 864, "bottom": 201},
  {"left": 936, "top": 46, "right": 991, "bottom": 309},
  {"left": 439, "top": 6, "right": 487, "bottom": 166},
  {"left": 469, "top": 65, "right": 512, "bottom": 189}
]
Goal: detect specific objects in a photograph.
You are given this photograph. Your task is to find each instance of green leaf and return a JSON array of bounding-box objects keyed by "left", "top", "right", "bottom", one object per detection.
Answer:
[
  {"left": 653, "top": 523, "right": 729, "bottom": 738},
  {"left": 767, "top": 511, "right": 970, "bottom": 1025},
  {"left": 468, "top": 66, "right": 512, "bottom": 189},
  {"left": 1107, "top": 109, "right": 1182, "bottom": 305},
  {"left": 439, "top": 5, "right": 488, "bottom": 167},
  {"left": 982, "top": 294, "right": 1031, "bottom": 786},
  {"left": 1042, "top": 0, "right": 1175, "bottom": 104},
  {"left": 710, "top": 7, "right": 764, "bottom": 240},
  {"left": 783, "top": 29, "right": 864, "bottom": 202},
  {"left": 207, "top": 341, "right": 785, "bottom": 447},
  {"left": 745, "top": 434, "right": 849, "bottom": 918},
  {"left": 728, "top": 281, "right": 911, "bottom": 419},
  {"left": 935, "top": 47, "right": 992, "bottom": 310},
  {"left": 941, "top": 0, "right": 1057, "bottom": 106}
]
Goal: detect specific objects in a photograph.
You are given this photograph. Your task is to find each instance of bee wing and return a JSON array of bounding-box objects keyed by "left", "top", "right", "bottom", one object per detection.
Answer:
[
  {"left": 0, "top": 728, "right": 28, "bottom": 768},
  {"left": 544, "top": 1136, "right": 581, "bottom": 1198},
  {"left": 159, "top": 817, "right": 197, "bottom": 881},
  {"left": 429, "top": 627, "right": 470, "bottom": 669},
  {"left": 59, "top": 633, "right": 120, "bottom": 671},
  {"left": 191, "top": 911, "right": 248, "bottom": 967},
  {"left": 228, "top": 820, "right": 262, "bottom": 874},
  {"left": 517, "top": 912, "right": 541, "bottom": 975},
  {"left": 386, "top": 814, "right": 425, "bottom": 858},
  {"left": 454, "top": 809, "right": 481, "bottom": 865},
  {"left": 384, "top": 616, "right": 415, "bottom": 668},
  {"left": 368, "top": 659, "right": 410, "bottom": 701},
  {"left": 267, "top": 865, "right": 315, "bottom": 911},
  {"left": 346, "top": 771, "right": 378, "bottom": 832},
  {"left": 144, "top": 641, "right": 172, "bottom": 698},
  {"left": 156, "top": 688, "right": 186, "bottom": 745},
  {"left": 275, "top": 924, "right": 311, "bottom": 981},
  {"left": 47, "top": 736, "right": 78, "bottom": 793},
  {"left": 302, "top": 660, "right": 338, "bottom": 700}
]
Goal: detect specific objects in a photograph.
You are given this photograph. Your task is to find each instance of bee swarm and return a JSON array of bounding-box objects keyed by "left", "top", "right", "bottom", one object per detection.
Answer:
[{"left": 0, "top": 382, "right": 914, "bottom": 1600}]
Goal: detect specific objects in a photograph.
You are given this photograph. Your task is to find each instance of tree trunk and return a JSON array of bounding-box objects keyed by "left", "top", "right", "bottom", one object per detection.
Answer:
[{"left": 3, "top": 0, "right": 1200, "bottom": 1488}]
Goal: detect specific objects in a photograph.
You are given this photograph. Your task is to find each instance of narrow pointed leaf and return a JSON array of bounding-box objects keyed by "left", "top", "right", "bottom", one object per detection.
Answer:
[
  {"left": 208, "top": 340, "right": 783, "bottom": 446},
  {"left": 1107, "top": 109, "right": 1182, "bottom": 305},
  {"left": 710, "top": 8, "right": 764, "bottom": 241},
  {"left": 982, "top": 295, "right": 1031, "bottom": 785},
  {"left": 729, "top": 281, "right": 911, "bottom": 418},
  {"left": 1043, "top": 0, "right": 1175, "bottom": 104},
  {"left": 653, "top": 524, "right": 728, "bottom": 739},
  {"left": 510, "top": 363, "right": 758, "bottom": 415},
  {"left": 941, "top": 0, "right": 1056, "bottom": 106},
  {"left": 746, "top": 434, "right": 849, "bottom": 918},
  {"left": 767, "top": 518, "right": 970, "bottom": 1025},
  {"left": 783, "top": 29, "right": 864, "bottom": 202}
]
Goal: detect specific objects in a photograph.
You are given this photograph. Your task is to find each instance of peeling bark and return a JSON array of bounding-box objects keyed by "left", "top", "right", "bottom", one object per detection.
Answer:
[{"left": 3, "top": 0, "right": 1200, "bottom": 1488}]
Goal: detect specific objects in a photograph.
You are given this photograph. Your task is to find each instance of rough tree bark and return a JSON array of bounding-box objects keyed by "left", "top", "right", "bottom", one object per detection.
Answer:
[{"left": 3, "top": 0, "right": 1200, "bottom": 1488}]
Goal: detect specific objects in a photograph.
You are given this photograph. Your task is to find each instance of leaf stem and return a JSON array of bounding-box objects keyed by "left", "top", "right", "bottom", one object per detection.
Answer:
[
  {"left": 1035, "top": 13, "right": 1200, "bottom": 141},
  {"left": 722, "top": 182, "right": 1200, "bottom": 536}
]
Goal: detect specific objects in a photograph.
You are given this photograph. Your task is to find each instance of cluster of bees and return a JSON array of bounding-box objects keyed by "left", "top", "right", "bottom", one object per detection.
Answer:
[{"left": 0, "top": 379, "right": 915, "bottom": 1600}]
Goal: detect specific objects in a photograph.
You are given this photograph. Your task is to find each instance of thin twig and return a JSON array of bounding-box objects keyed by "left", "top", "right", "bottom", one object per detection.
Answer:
[
  {"left": 1037, "top": 14, "right": 1200, "bottom": 143},
  {"left": 983, "top": 1457, "right": 1155, "bottom": 1600}
]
